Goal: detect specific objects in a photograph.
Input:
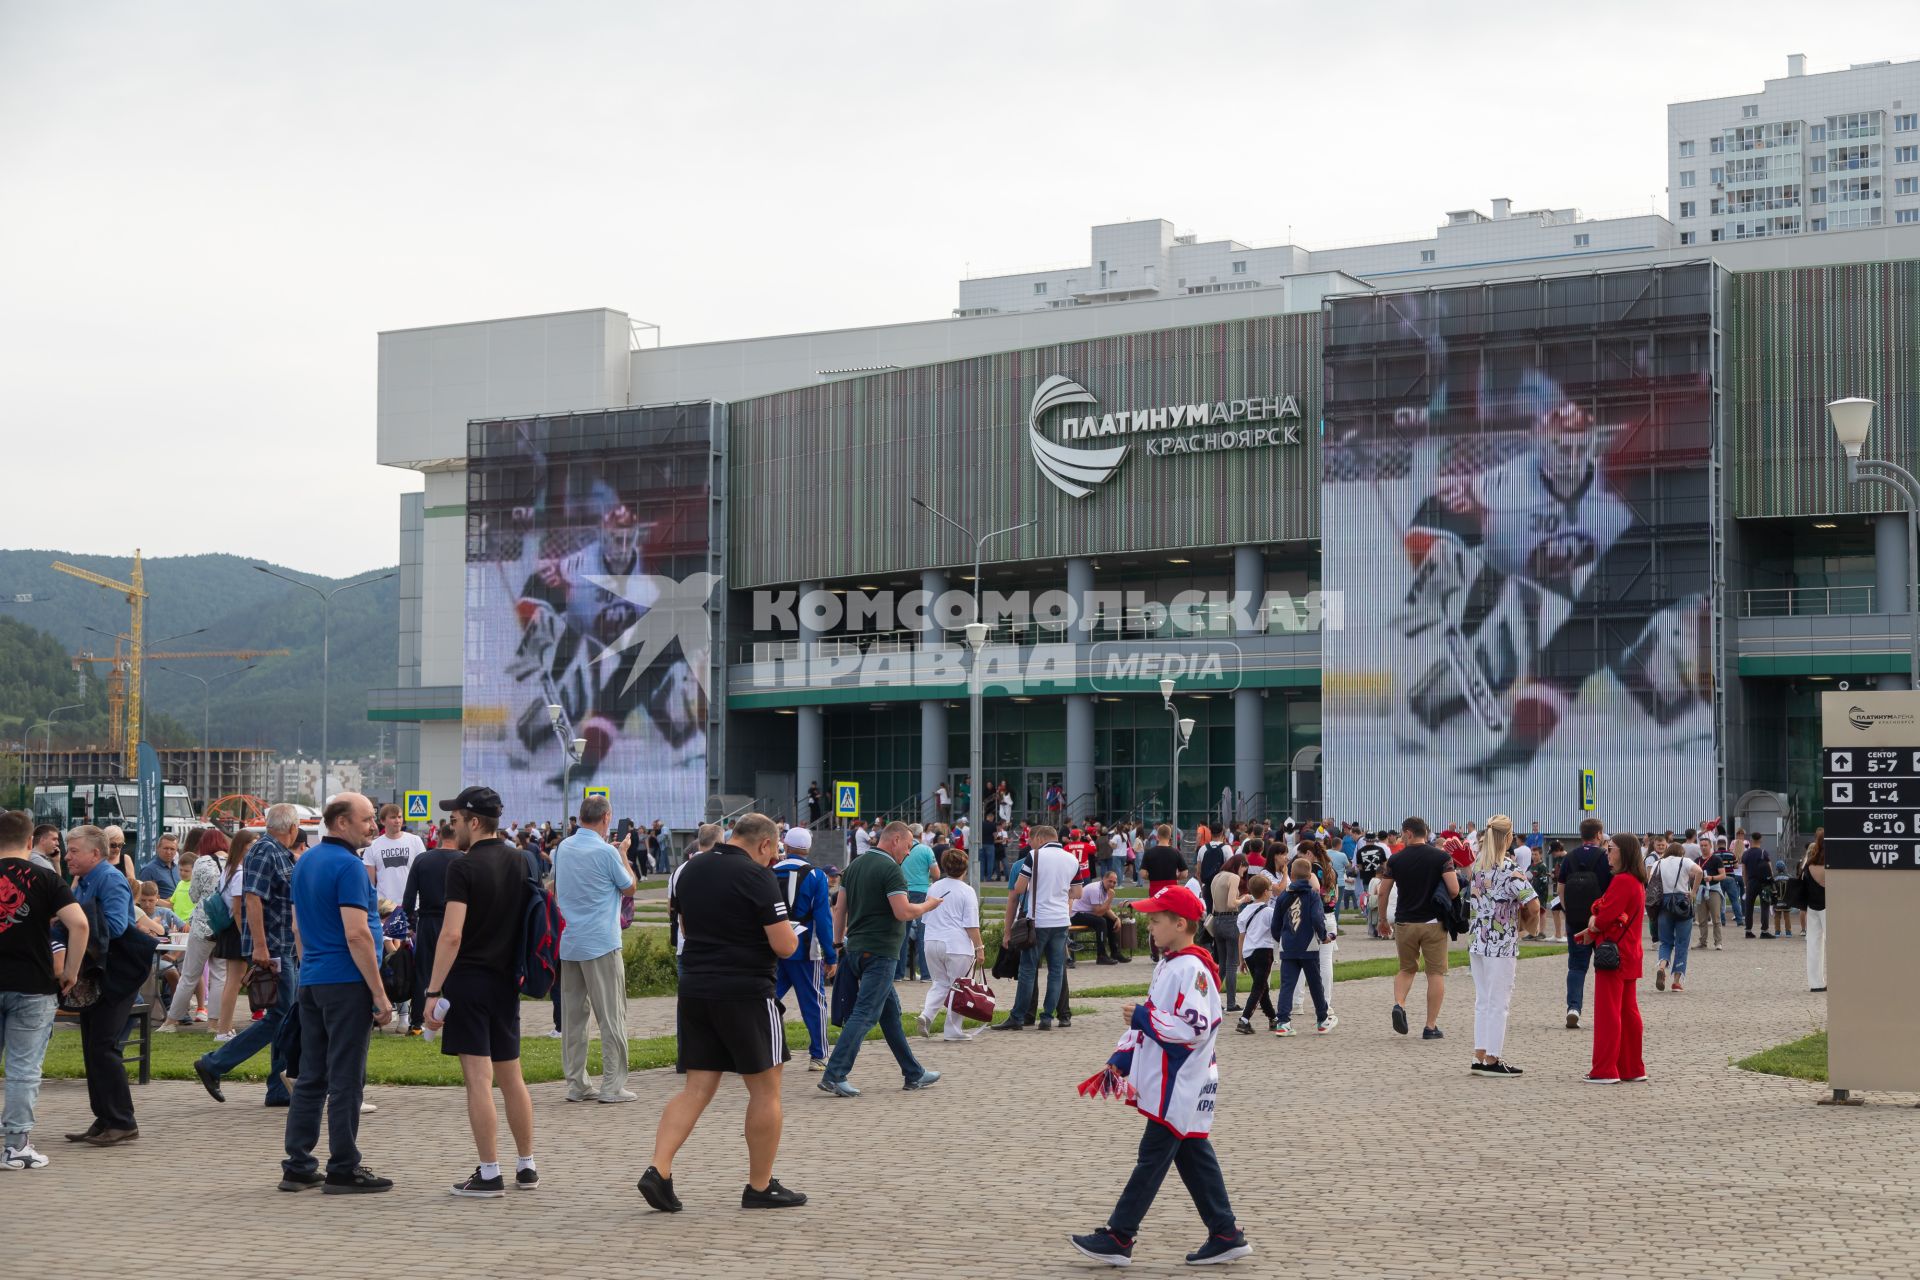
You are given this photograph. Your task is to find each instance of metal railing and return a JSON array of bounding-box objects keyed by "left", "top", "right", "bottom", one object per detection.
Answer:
[{"left": 1740, "top": 585, "right": 1878, "bottom": 617}]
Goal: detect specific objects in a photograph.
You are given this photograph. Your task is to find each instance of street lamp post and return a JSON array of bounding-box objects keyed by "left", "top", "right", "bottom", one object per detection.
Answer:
[
  {"left": 153, "top": 663, "right": 257, "bottom": 814},
  {"left": 1829, "top": 397, "right": 1920, "bottom": 686},
  {"left": 1159, "top": 678, "right": 1195, "bottom": 856},
  {"left": 911, "top": 496, "right": 1036, "bottom": 892},
  {"left": 255, "top": 566, "right": 396, "bottom": 806},
  {"left": 965, "top": 621, "right": 988, "bottom": 890},
  {"left": 31, "top": 702, "right": 85, "bottom": 795}
]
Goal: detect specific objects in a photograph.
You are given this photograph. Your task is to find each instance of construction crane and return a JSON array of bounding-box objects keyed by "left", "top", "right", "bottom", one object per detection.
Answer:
[
  {"left": 52, "top": 552, "right": 146, "bottom": 778},
  {"left": 70, "top": 639, "right": 291, "bottom": 761}
]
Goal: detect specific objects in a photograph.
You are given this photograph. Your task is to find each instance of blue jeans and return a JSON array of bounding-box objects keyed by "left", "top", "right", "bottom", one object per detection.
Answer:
[
  {"left": 199, "top": 961, "right": 299, "bottom": 1103},
  {"left": 1107, "top": 1119, "right": 1237, "bottom": 1239},
  {"left": 1657, "top": 908, "right": 1694, "bottom": 976},
  {"left": 898, "top": 891, "right": 929, "bottom": 980},
  {"left": 0, "top": 991, "right": 58, "bottom": 1147},
  {"left": 283, "top": 981, "right": 374, "bottom": 1179},
  {"left": 1014, "top": 926, "right": 1069, "bottom": 1024},
  {"left": 822, "top": 950, "right": 926, "bottom": 1087},
  {"left": 1566, "top": 941, "right": 1594, "bottom": 1014}
]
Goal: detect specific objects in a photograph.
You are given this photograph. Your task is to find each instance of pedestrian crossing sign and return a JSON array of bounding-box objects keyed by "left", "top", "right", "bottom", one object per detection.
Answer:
[
  {"left": 404, "top": 790, "right": 431, "bottom": 822},
  {"left": 1578, "top": 769, "right": 1596, "bottom": 812},
  {"left": 834, "top": 781, "right": 860, "bottom": 819},
  {"left": 584, "top": 786, "right": 610, "bottom": 804}
]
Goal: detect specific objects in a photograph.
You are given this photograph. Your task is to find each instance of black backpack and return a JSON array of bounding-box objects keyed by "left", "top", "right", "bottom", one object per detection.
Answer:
[{"left": 1562, "top": 848, "right": 1604, "bottom": 926}]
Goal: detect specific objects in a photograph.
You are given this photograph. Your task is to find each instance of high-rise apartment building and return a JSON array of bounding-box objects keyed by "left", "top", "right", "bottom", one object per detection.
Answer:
[{"left": 1668, "top": 53, "right": 1920, "bottom": 245}]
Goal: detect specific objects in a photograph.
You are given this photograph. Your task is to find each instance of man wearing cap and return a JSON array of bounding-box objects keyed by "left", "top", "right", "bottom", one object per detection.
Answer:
[
  {"left": 772, "top": 827, "right": 837, "bottom": 1071},
  {"left": 422, "top": 786, "right": 539, "bottom": 1197},
  {"left": 553, "top": 793, "right": 638, "bottom": 1103}
]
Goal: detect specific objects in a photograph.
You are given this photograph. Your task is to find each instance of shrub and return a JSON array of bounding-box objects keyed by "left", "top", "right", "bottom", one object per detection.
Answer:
[{"left": 623, "top": 927, "right": 679, "bottom": 996}]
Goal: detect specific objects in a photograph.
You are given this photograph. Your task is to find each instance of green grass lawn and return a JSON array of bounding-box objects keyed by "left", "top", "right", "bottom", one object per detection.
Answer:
[
  {"left": 1735, "top": 1031, "right": 1828, "bottom": 1082},
  {"left": 24, "top": 1010, "right": 976, "bottom": 1088},
  {"left": 1073, "top": 943, "right": 1567, "bottom": 999}
]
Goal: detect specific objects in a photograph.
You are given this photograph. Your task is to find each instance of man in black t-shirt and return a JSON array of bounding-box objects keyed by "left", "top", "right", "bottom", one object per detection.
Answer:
[
  {"left": 1554, "top": 817, "right": 1612, "bottom": 1028},
  {"left": 1372, "top": 816, "right": 1459, "bottom": 1038},
  {"left": 422, "top": 786, "right": 536, "bottom": 1199},
  {"left": 400, "top": 835, "right": 460, "bottom": 1034},
  {"left": 638, "top": 812, "right": 804, "bottom": 1215},
  {"left": 0, "top": 809, "right": 90, "bottom": 1169},
  {"left": 1353, "top": 834, "right": 1390, "bottom": 937}
]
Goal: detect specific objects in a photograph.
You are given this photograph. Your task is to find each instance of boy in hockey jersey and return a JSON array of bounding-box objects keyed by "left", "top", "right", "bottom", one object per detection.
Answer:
[
  {"left": 1070, "top": 886, "right": 1250, "bottom": 1268},
  {"left": 1273, "top": 856, "right": 1336, "bottom": 1037}
]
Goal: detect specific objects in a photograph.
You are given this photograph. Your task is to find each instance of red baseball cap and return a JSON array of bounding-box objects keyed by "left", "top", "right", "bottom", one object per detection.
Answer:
[{"left": 1131, "top": 885, "right": 1204, "bottom": 921}]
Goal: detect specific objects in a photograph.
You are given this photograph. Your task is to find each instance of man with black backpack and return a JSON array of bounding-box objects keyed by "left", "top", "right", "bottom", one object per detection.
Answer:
[
  {"left": 1554, "top": 817, "right": 1612, "bottom": 1030},
  {"left": 421, "top": 786, "right": 539, "bottom": 1198}
]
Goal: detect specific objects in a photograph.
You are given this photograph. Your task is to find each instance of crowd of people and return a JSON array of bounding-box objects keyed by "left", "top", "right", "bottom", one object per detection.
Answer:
[{"left": 0, "top": 788, "right": 1830, "bottom": 1264}]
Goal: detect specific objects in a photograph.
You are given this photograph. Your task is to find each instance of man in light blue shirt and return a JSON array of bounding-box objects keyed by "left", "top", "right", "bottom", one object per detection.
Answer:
[
  {"left": 898, "top": 831, "right": 937, "bottom": 982},
  {"left": 552, "top": 794, "right": 636, "bottom": 1103}
]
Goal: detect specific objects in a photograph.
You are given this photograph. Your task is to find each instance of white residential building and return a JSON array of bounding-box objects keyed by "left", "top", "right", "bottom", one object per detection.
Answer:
[
  {"left": 956, "top": 205, "right": 1678, "bottom": 316},
  {"left": 1668, "top": 53, "right": 1920, "bottom": 245}
]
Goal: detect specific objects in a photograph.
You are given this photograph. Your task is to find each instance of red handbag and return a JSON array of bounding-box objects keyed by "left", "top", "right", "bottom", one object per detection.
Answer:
[{"left": 947, "top": 964, "right": 997, "bottom": 1024}]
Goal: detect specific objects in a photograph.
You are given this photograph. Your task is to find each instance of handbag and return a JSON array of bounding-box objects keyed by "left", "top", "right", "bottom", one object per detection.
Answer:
[
  {"left": 989, "top": 938, "right": 1022, "bottom": 980},
  {"left": 1006, "top": 861, "right": 1040, "bottom": 950},
  {"left": 1658, "top": 857, "right": 1693, "bottom": 919},
  {"left": 1593, "top": 908, "right": 1631, "bottom": 971},
  {"left": 946, "top": 962, "right": 997, "bottom": 1024},
  {"left": 245, "top": 960, "right": 281, "bottom": 1009}
]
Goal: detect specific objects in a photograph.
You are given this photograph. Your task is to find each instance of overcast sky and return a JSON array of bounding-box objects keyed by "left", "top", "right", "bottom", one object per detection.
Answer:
[{"left": 4, "top": 1, "right": 1909, "bottom": 577}]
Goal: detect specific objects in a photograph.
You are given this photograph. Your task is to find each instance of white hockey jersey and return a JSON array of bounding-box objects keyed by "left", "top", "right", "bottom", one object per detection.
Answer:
[
  {"left": 1081, "top": 948, "right": 1223, "bottom": 1138},
  {"left": 1457, "top": 454, "right": 1633, "bottom": 601}
]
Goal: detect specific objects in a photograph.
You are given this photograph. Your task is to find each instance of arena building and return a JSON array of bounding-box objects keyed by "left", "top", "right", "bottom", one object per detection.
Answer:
[{"left": 371, "top": 181, "right": 1920, "bottom": 843}]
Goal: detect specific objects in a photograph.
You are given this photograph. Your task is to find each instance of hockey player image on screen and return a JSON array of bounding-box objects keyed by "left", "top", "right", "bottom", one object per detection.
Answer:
[
  {"left": 1390, "top": 396, "right": 1710, "bottom": 784},
  {"left": 506, "top": 501, "right": 709, "bottom": 788}
]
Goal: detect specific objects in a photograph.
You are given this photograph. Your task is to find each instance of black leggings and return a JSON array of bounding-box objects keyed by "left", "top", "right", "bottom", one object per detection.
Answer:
[
  {"left": 1745, "top": 883, "right": 1768, "bottom": 932},
  {"left": 1242, "top": 950, "right": 1276, "bottom": 1021}
]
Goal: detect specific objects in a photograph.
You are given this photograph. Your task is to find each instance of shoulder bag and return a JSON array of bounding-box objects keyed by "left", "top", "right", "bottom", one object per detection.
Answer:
[
  {"left": 1659, "top": 857, "right": 1694, "bottom": 919},
  {"left": 1593, "top": 906, "right": 1631, "bottom": 971},
  {"left": 1006, "top": 858, "right": 1040, "bottom": 951},
  {"left": 201, "top": 871, "right": 237, "bottom": 935}
]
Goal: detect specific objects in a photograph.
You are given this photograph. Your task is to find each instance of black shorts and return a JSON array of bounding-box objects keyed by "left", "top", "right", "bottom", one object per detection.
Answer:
[
  {"left": 676, "top": 995, "right": 789, "bottom": 1076},
  {"left": 439, "top": 969, "right": 521, "bottom": 1062},
  {"left": 213, "top": 925, "right": 245, "bottom": 961}
]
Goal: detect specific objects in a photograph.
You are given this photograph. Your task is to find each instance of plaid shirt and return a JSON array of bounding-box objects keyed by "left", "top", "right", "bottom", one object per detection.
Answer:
[{"left": 239, "top": 834, "right": 297, "bottom": 960}]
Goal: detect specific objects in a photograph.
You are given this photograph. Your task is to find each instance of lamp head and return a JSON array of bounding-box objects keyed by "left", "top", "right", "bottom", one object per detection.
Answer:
[
  {"left": 569, "top": 737, "right": 587, "bottom": 760},
  {"left": 1158, "top": 677, "right": 1174, "bottom": 704},
  {"left": 1828, "top": 397, "right": 1876, "bottom": 459},
  {"left": 1177, "top": 717, "right": 1196, "bottom": 743},
  {"left": 964, "top": 622, "right": 988, "bottom": 650},
  {"left": 546, "top": 703, "right": 564, "bottom": 726}
]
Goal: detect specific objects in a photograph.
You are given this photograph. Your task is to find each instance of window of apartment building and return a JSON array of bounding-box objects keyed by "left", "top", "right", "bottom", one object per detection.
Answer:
[
  {"left": 1810, "top": 155, "right": 1827, "bottom": 173},
  {"left": 1232, "top": 260, "right": 1247, "bottom": 275},
  {"left": 1898, "top": 177, "right": 1920, "bottom": 195},
  {"left": 1811, "top": 217, "right": 1828, "bottom": 231},
  {"left": 1743, "top": 105, "right": 1759, "bottom": 119},
  {"left": 1810, "top": 123, "right": 1826, "bottom": 143},
  {"left": 1898, "top": 209, "right": 1920, "bottom": 224},
  {"left": 1898, "top": 113, "right": 1919, "bottom": 132},
  {"left": 1710, "top": 166, "right": 1724, "bottom": 184},
  {"left": 1679, "top": 231, "right": 1696, "bottom": 245},
  {"left": 1899, "top": 145, "right": 1920, "bottom": 163},
  {"left": 1033, "top": 282, "right": 1048, "bottom": 296},
  {"left": 1679, "top": 201, "right": 1695, "bottom": 218},
  {"left": 1679, "top": 170, "right": 1695, "bottom": 187},
  {"left": 1711, "top": 197, "right": 1723, "bottom": 215},
  {"left": 1711, "top": 136, "right": 1724, "bottom": 153},
  {"left": 1679, "top": 139, "right": 1695, "bottom": 157},
  {"left": 1811, "top": 187, "right": 1827, "bottom": 204},
  {"left": 1574, "top": 233, "right": 1590, "bottom": 246},
  {"left": 1711, "top": 228, "right": 1722, "bottom": 242},
  {"left": 1420, "top": 249, "right": 1435, "bottom": 262}
]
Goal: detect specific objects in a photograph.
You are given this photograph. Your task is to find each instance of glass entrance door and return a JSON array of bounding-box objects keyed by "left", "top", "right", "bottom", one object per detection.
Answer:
[{"left": 1024, "top": 770, "right": 1063, "bottom": 825}]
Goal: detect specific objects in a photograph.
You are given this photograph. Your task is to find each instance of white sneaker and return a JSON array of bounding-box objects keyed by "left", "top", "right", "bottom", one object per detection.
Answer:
[
  {"left": 545, "top": 1029, "right": 563, "bottom": 1039},
  {"left": 2, "top": 1144, "right": 49, "bottom": 1170},
  {"left": 155, "top": 1021, "right": 180, "bottom": 1034},
  {"left": 1317, "top": 1015, "right": 1338, "bottom": 1034},
  {"left": 213, "top": 1030, "right": 237, "bottom": 1043},
  {"left": 360, "top": 1102, "right": 378, "bottom": 1114},
  {"left": 597, "top": 1090, "right": 638, "bottom": 1104},
  {"left": 808, "top": 1058, "right": 828, "bottom": 1072}
]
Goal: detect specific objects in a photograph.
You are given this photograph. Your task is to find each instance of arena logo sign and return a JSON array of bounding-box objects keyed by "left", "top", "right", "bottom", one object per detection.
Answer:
[{"left": 1026, "top": 373, "right": 1302, "bottom": 498}]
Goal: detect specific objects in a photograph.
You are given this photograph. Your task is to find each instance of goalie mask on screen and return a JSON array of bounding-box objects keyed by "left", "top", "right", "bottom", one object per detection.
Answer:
[
  {"left": 600, "top": 503, "right": 644, "bottom": 574},
  {"left": 1535, "top": 402, "right": 1598, "bottom": 492}
]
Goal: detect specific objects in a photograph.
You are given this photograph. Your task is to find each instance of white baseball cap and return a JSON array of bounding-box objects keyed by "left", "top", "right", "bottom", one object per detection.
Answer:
[{"left": 783, "top": 827, "right": 813, "bottom": 851}]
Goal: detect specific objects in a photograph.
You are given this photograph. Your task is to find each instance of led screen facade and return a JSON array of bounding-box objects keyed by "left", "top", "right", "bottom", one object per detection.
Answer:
[{"left": 1321, "top": 266, "right": 1717, "bottom": 830}]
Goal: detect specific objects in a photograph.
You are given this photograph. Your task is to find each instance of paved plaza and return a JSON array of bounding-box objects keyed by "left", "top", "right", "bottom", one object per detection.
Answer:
[{"left": 12, "top": 932, "right": 1918, "bottom": 1279}]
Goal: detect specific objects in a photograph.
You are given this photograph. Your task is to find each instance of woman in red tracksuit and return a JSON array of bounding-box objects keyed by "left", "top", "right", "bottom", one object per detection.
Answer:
[{"left": 1574, "top": 831, "right": 1648, "bottom": 1084}]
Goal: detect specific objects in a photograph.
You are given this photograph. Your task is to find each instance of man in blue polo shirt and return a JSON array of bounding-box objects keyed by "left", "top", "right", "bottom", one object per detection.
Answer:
[
  {"left": 62, "top": 825, "right": 141, "bottom": 1146},
  {"left": 279, "top": 792, "right": 396, "bottom": 1194},
  {"left": 553, "top": 794, "right": 637, "bottom": 1104}
]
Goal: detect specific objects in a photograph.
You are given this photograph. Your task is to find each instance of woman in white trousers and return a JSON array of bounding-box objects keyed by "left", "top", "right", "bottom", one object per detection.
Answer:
[
  {"left": 158, "top": 845, "right": 227, "bottom": 1031},
  {"left": 1802, "top": 836, "right": 1828, "bottom": 992},
  {"left": 919, "top": 850, "right": 984, "bottom": 1040},
  {"left": 1468, "top": 815, "right": 1536, "bottom": 1077}
]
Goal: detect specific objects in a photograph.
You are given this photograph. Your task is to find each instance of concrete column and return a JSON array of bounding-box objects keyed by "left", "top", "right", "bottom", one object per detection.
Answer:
[
  {"left": 1877, "top": 513, "right": 1912, "bottom": 690},
  {"left": 1065, "top": 557, "right": 1096, "bottom": 822},
  {"left": 1233, "top": 547, "right": 1265, "bottom": 819},
  {"left": 919, "top": 568, "right": 952, "bottom": 824},
  {"left": 796, "top": 581, "right": 826, "bottom": 819}
]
